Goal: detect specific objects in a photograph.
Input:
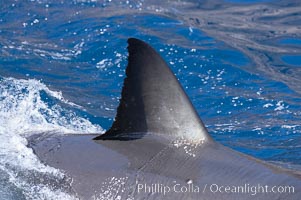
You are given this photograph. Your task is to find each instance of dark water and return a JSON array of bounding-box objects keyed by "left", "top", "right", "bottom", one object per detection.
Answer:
[{"left": 0, "top": 0, "right": 301, "bottom": 199}]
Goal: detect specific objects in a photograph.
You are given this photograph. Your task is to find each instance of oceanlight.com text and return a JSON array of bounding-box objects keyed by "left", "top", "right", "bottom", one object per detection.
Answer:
[
  {"left": 137, "top": 182, "right": 295, "bottom": 196},
  {"left": 205, "top": 183, "right": 295, "bottom": 196}
]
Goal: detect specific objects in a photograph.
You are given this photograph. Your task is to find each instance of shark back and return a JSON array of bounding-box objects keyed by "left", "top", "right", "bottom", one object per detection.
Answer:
[{"left": 29, "top": 38, "right": 301, "bottom": 200}]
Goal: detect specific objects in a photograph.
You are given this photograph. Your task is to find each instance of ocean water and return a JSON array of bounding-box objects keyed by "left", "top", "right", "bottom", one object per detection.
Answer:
[{"left": 1, "top": 0, "right": 301, "bottom": 199}]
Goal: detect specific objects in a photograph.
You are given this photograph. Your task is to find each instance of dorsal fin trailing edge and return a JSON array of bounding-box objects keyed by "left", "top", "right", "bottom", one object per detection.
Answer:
[{"left": 94, "top": 38, "right": 211, "bottom": 142}]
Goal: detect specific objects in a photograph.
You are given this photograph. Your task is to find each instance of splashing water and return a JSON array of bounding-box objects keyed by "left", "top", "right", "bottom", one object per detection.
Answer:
[{"left": 0, "top": 77, "right": 103, "bottom": 199}]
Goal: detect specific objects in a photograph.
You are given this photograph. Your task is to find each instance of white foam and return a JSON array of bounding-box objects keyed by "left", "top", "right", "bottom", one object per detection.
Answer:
[
  {"left": 0, "top": 77, "right": 104, "bottom": 199},
  {"left": 281, "top": 125, "right": 299, "bottom": 129},
  {"left": 263, "top": 103, "right": 273, "bottom": 108},
  {"left": 93, "top": 176, "right": 128, "bottom": 200},
  {"left": 275, "top": 100, "right": 288, "bottom": 111},
  {"left": 172, "top": 137, "right": 204, "bottom": 157}
]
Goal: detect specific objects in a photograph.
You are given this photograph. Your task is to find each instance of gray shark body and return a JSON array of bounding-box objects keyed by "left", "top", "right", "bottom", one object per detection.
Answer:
[{"left": 30, "top": 38, "right": 301, "bottom": 200}]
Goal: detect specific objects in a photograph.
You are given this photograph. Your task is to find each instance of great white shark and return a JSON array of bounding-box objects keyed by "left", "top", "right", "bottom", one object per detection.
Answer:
[{"left": 30, "top": 38, "right": 301, "bottom": 200}]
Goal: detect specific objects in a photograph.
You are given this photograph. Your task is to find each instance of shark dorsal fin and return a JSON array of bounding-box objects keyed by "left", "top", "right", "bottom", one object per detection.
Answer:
[{"left": 94, "top": 38, "right": 211, "bottom": 142}]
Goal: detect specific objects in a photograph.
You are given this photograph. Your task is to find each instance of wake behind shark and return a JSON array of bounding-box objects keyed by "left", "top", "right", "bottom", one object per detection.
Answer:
[{"left": 30, "top": 38, "right": 301, "bottom": 200}]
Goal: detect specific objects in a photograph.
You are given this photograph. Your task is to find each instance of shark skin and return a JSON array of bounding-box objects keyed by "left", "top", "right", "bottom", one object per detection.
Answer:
[{"left": 30, "top": 38, "right": 301, "bottom": 200}]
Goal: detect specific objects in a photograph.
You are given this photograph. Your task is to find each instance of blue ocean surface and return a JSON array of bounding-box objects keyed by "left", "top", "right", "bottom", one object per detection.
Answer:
[{"left": 1, "top": 0, "right": 301, "bottom": 199}]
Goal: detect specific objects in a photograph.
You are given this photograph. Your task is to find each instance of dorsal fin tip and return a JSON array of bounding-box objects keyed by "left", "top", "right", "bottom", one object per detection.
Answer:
[{"left": 94, "top": 38, "right": 211, "bottom": 142}]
